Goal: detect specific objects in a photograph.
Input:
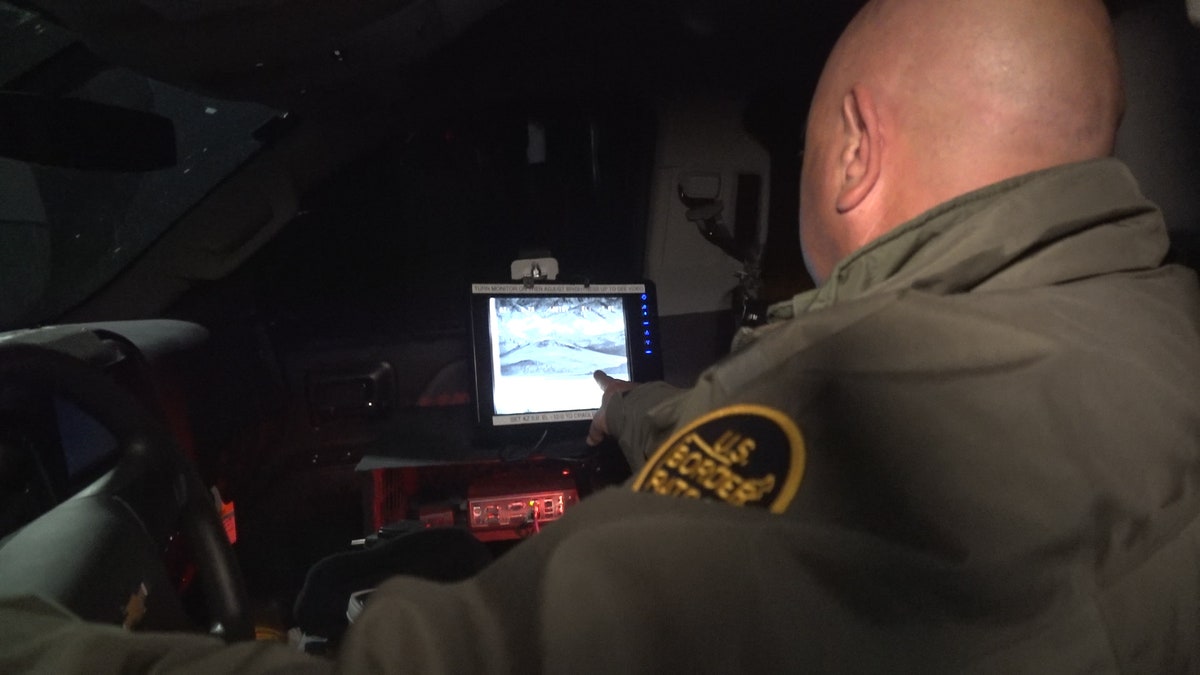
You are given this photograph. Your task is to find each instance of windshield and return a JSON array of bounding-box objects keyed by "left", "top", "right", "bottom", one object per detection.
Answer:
[{"left": 0, "top": 3, "right": 280, "bottom": 331}]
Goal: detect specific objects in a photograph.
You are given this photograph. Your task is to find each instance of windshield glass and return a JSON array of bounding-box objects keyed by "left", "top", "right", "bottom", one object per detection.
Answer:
[{"left": 0, "top": 3, "right": 280, "bottom": 331}]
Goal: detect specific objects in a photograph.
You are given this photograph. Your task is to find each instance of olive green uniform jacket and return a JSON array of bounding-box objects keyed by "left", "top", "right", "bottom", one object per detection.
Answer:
[{"left": 3, "top": 158, "right": 1199, "bottom": 673}]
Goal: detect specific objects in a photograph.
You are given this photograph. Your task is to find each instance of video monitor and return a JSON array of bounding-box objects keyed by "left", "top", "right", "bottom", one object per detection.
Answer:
[{"left": 470, "top": 283, "right": 663, "bottom": 437}]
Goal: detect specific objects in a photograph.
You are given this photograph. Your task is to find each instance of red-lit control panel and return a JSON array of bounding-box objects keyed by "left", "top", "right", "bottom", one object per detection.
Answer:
[{"left": 467, "top": 473, "right": 578, "bottom": 541}]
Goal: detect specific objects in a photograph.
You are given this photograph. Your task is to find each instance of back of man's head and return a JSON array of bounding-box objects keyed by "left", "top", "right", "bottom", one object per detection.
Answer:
[{"left": 799, "top": 0, "right": 1125, "bottom": 283}]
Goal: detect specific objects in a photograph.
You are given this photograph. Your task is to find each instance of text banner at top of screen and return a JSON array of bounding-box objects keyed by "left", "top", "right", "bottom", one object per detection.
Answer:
[{"left": 471, "top": 283, "right": 648, "bottom": 295}]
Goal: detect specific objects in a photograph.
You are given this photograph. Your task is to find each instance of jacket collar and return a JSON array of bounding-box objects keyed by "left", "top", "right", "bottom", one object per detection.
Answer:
[{"left": 772, "top": 158, "right": 1166, "bottom": 320}]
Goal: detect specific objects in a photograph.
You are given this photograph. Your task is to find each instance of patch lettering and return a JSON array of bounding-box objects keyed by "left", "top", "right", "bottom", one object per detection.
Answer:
[{"left": 632, "top": 404, "right": 805, "bottom": 513}]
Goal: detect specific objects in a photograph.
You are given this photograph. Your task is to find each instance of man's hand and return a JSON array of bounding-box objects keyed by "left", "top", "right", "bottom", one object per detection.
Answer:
[{"left": 586, "top": 370, "right": 638, "bottom": 446}]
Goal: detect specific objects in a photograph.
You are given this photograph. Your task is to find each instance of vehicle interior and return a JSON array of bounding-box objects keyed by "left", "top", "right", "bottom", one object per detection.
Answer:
[{"left": 0, "top": 0, "right": 1197, "bottom": 651}]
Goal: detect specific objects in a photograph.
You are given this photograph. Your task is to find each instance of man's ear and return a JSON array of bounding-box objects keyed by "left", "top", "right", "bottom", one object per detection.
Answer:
[{"left": 835, "top": 86, "right": 882, "bottom": 214}]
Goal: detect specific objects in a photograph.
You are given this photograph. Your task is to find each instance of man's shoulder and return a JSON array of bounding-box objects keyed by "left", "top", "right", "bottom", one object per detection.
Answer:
[
  {"left": 732, "top": 264, "right": 1200, "bottom": 383},
  {"left": 720, "top": 288, "right": 1057, "bottom": 393}
]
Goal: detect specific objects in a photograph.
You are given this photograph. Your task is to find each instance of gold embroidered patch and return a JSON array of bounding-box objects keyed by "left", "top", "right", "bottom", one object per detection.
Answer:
[{"left": 631, "top": 404, "right": 805, "bottom": 513}]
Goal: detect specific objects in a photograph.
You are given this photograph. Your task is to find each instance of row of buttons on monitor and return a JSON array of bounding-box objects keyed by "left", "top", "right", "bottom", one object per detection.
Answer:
[{"left": 640, "top": 293, "right": 654, "bottom": 356}]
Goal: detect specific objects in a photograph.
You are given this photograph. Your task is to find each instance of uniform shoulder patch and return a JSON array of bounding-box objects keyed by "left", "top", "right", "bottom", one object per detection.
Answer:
[{"left": 631, "top": 404, "right": 805, "bottom": 513}]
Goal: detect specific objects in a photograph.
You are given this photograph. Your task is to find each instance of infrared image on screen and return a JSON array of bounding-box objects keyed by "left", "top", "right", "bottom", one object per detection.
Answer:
[{"left": 489, "top": 296, "right": 630, "bottom": 416}]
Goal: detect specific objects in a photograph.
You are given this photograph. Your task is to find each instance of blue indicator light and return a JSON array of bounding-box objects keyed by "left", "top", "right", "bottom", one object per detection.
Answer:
[
  {"left": 644, "top": 330, "right": 651, "bottom": 337},
  {"left": 645, "top": 350, "right": 653, "bottom": 355},
  {"left": 641, "top": 294, "right": 648, "bottom": 300},
  {"left": 642, "top": 321, "right": 650, "bottom": 326},
  {"left": 641, "top": 304, "right": 648, "bottom": 311}
]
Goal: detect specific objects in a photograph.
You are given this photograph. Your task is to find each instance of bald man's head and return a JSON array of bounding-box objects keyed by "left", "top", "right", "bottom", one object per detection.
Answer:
[{"left": 799, "top": 0, "right": 1124, "bottom": 283}]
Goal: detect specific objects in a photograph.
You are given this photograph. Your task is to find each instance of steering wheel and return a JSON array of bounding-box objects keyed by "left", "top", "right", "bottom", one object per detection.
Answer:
[{"left": 0, "top": 342, "right": 253, "bottom": 640}]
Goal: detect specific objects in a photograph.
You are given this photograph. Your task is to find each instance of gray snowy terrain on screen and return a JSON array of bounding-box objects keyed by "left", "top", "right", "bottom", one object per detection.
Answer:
[{"left": 496, "top": 296, "right": 629, "bottom": 379}]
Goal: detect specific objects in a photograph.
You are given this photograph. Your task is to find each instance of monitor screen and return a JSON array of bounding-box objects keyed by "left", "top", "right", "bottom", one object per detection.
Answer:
[{"left": 470, "top": 283, "right": 662, "bottom": 433}]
